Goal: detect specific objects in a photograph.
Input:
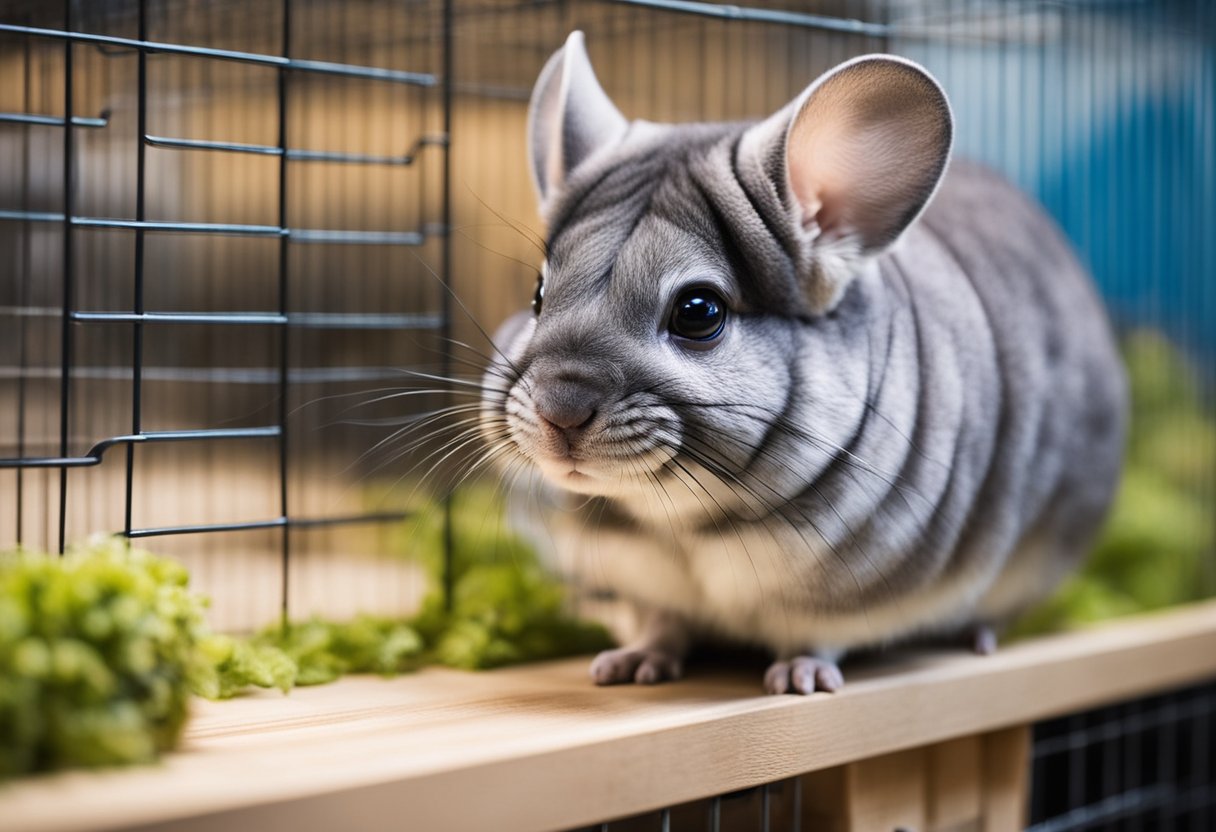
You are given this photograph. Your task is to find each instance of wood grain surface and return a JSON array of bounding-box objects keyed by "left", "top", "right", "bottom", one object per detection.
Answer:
[{"left": 4, "top": 600, "right": 1216, "bottom": 832}]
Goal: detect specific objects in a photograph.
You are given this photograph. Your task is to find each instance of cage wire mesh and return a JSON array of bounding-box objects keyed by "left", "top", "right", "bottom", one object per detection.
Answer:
[
  {"left": 1, "top": 0, "right": 1214, "bottom": 820},
  {"left": 1028, "top": 679, "right": 1216, "bottom": 831},
  {"left": 0, "top": 0, "right": 453, "bottom": 629}
]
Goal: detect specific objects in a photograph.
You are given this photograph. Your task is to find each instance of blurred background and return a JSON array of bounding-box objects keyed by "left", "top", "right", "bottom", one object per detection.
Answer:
[{"left": 0, "top": 0, "right": 1212, "bottom": 630}]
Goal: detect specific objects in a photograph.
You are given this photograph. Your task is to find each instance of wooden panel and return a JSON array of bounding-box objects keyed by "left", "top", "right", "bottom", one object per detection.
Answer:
[
  {"left": 981, "top": 726, "right": 1032, "bottom": 832},
  {"left": 845, "top": 748, "right": 928, "bottom": 832},
  {"left": 802, "top": 766, "right": 848, "bottom": 832},
  {"left": 802, "top": 734, "right": 995, "bottom": 832},
  {"left": 927, "top": 735, "right": 983, "bottom": 831},
  {"left": 1, "top": 601, "right": 1215, "bottom": 832}
]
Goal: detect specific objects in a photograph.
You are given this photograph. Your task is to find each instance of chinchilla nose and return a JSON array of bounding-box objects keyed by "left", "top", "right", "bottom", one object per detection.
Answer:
[{"left": 533, "top": 375, "right": 602, "bottom": 433}]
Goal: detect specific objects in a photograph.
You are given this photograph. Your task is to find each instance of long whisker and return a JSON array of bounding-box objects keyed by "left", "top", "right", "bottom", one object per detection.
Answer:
[
  {"left": 406, "top": 251, "right": 526, "bottom": 382},
  {"left": 463, "top": 186, "right": 550, "bottom": 260}
]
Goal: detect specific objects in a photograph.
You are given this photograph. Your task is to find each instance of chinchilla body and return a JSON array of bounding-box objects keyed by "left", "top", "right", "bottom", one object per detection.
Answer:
[{"left": 481, "top": 33, "right": 1126, "bottom": 671}]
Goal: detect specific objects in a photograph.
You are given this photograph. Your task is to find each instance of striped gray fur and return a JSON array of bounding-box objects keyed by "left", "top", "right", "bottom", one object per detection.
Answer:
[{"left": 480, "top": 33, "right": 1126, "bottom": 690}]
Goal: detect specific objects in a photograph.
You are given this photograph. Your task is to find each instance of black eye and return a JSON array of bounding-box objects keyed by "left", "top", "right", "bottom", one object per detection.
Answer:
[
  {"left": 532, "top": 274, "right": 544, "bottom": 316},
  {"left": 669, "top": 287, "right": 726, "bottom": 341}
]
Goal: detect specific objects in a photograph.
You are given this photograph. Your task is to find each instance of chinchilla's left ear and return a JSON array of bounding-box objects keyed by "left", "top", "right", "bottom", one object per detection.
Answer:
[
  {"left": 528, "top": 31, "right": 628, "bottom": 216},
  {"left": 739, "top": 55, "right": 953, "bottom": 314}
]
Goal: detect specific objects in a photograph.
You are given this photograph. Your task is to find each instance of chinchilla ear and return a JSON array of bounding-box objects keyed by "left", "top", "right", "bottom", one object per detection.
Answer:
[
  {"left": 528, "top": 31, "right": 628, "bottom": 215},
  {"left": 740, "top": 55, "right": 953, "bottom": 314}
]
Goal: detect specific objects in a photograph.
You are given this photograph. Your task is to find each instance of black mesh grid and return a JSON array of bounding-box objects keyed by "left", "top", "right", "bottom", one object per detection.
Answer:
[{"left": 1029, "top": 680, "right": 1216, "bottom": 832}]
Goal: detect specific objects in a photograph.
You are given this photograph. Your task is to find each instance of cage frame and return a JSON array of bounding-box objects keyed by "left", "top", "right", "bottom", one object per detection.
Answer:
[{"left": 0, "top": 0, "right": 457, "bottom": 618}]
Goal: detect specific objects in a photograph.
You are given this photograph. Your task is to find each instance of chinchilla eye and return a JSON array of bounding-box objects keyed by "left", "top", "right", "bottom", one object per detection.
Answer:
[
  {"left": 669, "top": 287, "right": 726, "bottom": 341},
  {"left": 532, "top": 274, "right": 544, "bottom": 316}
]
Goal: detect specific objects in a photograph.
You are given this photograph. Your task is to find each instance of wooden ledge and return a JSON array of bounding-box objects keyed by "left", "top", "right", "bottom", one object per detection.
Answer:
[{"left": 5, "top": 600, "right": 1216, "bottom": 832}]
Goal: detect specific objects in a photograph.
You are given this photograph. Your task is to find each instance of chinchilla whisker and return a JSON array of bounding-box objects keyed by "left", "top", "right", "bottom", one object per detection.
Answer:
[
  {"left": 702, "top": 414, "right": 965, "bottom": 534},
  {"left": 639, "top": 378, "right": 931, "bottom": 479},
  {"left": 682, "top": 418, "right": 935, "bottom": 512},
  {"left": 663, "top": 455, "right": 768, "bottom": 597},
  {"left": 674, "top": 387, "right": 952, "bottom": 474},
  {"left": 409, "top": 335, "right": 516, "bottom": 383},
  {"left": 390, "top": 417, "right": 498, "bottom": 475},
  {"left": 664, "top": 449, "right": 810, "bottom": 629},
  {"left": 329, "top": 411, "right": 477, "bottom": 429},
  {"left": 463, "top": 188, "right": 550, "bottom": 260},
  {"left": 288, "top": 384, "right": 456, "bottom": 419},
  {"left": 406, "top": 249, "right": 527, "bottom": 381},
  {"left": 346, "top": 413, "right": 490, "bottom": 479},
  {"left": 434, "top": 336, "right": 514, "bottom": 374},
  {"left": 326, "top": 408, "right": 482, "bottom": 441},
  {"left": 672, "top": 400, "right": 936, "bottom": 507},
  {"left": 329, "top": 420, "right": 492, "bottom": 512},
  {"left": 343, "top": 405, "right": 486, "bottom": 472},
  {"left": 356, "top": 435, "right": 513, "bottom": 555},
  {"left": 448, "top": 438, "right": 518, "bottom": 496},
  {"left": 676, "top": 433, "right": 883, "bottom": 572},
  {"left": 648, "top": 387, "right": 929, "bottom": 492},
  {"left": 628, "top": 457, "right": 678, "bottom": 539},
  {"left": 668, "top": 444, "right": 866, "bottom": 608},
  {"left": 333, "top": 389, "right": 484, "bottom": 418},
  {"left": 373, "top": 414, "right": 497, "bottom": 472},
  {"left": 398, "top": 426, "right": 509, "bottom": 503},
  {"left": 384, "top": 367, "right": 499, "bottom": 390},
  {"left": 452, "top": 226, "right": 544, "bottom": 280},
  {"left": 358, "top": 422, "right": 504, "bottom": 508},
  {"left": 644, "top": 462, "right": 773, "bottom": 611},
  {"left": 335, "top": 395, "right": 483, "bottom": 430}
]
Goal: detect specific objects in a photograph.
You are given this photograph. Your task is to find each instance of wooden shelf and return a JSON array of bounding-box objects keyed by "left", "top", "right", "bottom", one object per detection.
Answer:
[{"left": 5, "top": 600, "right": 1216, "bottom": 832}]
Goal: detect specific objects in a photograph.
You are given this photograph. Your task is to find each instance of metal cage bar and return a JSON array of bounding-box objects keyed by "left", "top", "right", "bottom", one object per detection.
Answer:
[
  {"left": 56, "top": 0, "right": 74, "bottom": 554},
  {"left": 0, "top": 22, "right": 437, "bottom": 85},
  {"left": 277, "top": 0, "right": 292, "bottom": 626},
  {"left": 0, "top": 210, "right": 430, "bottom": 243},
  {"left": 1, "top": 0, "right": 452, "bottom": 615},
  {"left": 125, "top": 0, "right": 148, "bottom": 546}
]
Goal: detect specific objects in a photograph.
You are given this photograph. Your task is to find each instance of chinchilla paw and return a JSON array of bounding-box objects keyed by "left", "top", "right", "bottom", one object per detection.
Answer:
[
  {"left": 973, "top": 624, "right": 998, "bottom": 656},
  {"left": 589, "top": 646, "right": 683, "bottom": 686},
  {"left": 763, "top": 656, "right": 844, "bottom": 695}
]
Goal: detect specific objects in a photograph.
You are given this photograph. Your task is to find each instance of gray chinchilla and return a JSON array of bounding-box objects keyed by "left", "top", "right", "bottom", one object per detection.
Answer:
[{"left": 480, "top": 31, "right": 1127, "bottom": 694}]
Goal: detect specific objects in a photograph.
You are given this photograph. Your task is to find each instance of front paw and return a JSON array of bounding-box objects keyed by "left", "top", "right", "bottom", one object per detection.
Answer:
[
  {"left": 763, "top": 656, "right": 844, "bottom": 695},
  {"left": 589, "top": 647, "right": 683, "bottom": 686}
]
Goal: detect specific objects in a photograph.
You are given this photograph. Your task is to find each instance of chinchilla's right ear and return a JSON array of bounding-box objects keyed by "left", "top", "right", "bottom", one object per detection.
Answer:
[
  {"left": 528, "top": 31, "right": 628, "bottom": 216},
  {"left": 739, "top": 55, "right": 953, "bottom": 315}
]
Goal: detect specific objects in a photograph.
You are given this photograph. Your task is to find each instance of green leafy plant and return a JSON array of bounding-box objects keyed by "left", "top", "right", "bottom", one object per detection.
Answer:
[
  {"left": 255, "top": 615, "right": 425, "bottom": 686},
  {"left": 0, "top": 540, "right": 211, "bottom": 777},
  {"left": 395, "top": 486, "right": 612, "bottom": 669}
]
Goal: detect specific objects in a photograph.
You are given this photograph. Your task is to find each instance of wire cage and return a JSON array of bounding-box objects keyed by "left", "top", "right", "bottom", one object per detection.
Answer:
[
  {"left": 1, "top": 0, "right": 1214, "bottom": 825},
  {"left": 1, "top": 0, "right": 454, "bottom": 628}
]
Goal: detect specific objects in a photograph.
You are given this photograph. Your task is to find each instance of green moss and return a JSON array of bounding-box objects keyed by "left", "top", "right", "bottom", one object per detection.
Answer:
[
  {"left": 257, "top": 615, "right": 425, "bottom": 685},
  {"left": 0, "top": 541, "right": 210, "bottom": 778},
  {"left": 396, "top": 487, "right": 612, "bottom": 670}
]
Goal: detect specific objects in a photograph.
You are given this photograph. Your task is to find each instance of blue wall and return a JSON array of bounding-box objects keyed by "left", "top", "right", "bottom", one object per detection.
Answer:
[{"left": 898, "top": 1, "right": 1215, "bottom": 367}]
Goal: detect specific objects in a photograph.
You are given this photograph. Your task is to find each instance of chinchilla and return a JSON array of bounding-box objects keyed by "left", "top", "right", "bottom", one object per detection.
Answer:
[{"left": 479, "top": 31, "right": 1127, "bottom": 694}]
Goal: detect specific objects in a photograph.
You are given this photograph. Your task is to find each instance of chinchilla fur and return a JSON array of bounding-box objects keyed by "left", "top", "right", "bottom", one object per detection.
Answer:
[{"left": 479, "top": 32, "right": 1127, "bottom": 693}]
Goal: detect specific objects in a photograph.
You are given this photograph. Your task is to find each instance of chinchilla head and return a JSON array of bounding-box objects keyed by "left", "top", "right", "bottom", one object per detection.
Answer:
[{"left": 483, "top": 31, "right": 952, "bottom": 511}]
